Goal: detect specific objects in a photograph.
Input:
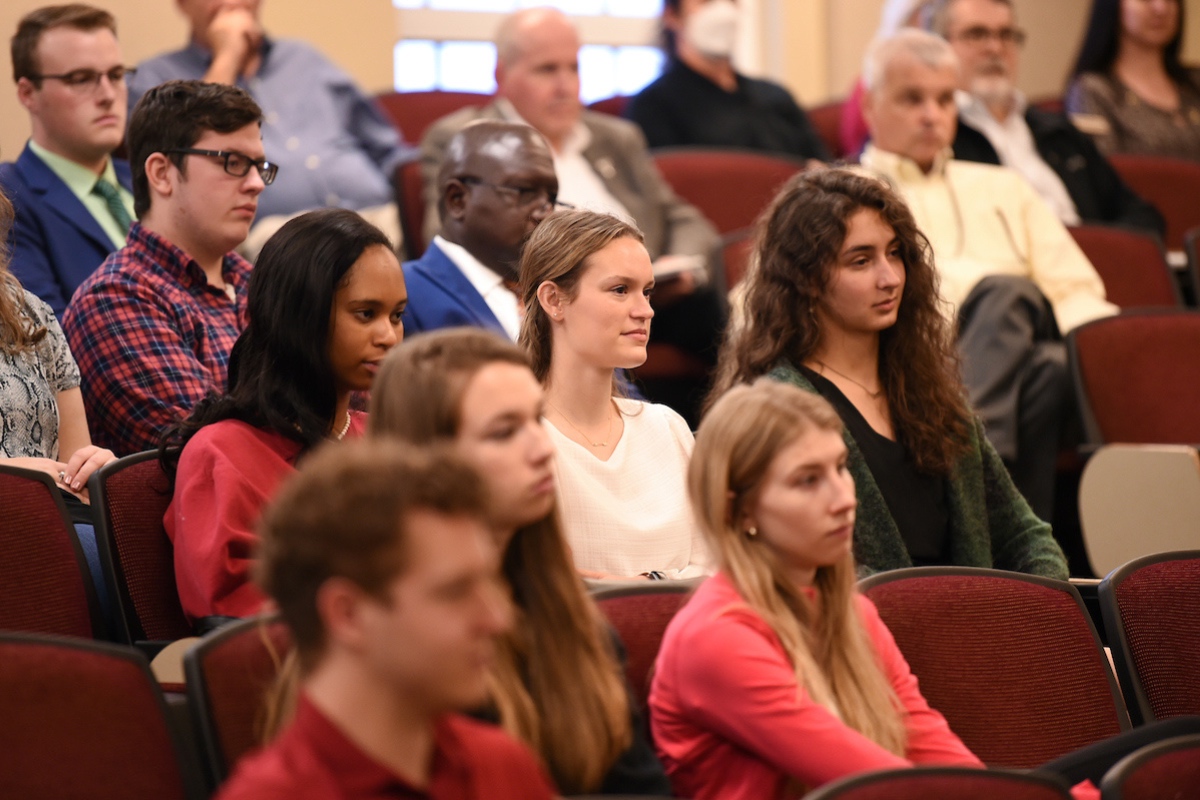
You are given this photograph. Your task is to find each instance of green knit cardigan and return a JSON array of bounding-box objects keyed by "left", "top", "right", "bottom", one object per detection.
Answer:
[{"left": 769, "top": 363, "right": 1069, "bottom": 580}]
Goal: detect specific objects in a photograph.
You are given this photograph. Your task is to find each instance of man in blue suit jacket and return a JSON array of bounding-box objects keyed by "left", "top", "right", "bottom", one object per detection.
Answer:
[
  {"left": 402, "top": 120, "right": 557, "bottom": 341},
  {"left": 2, "top": 5, "right": 136, "bottom": 319}
]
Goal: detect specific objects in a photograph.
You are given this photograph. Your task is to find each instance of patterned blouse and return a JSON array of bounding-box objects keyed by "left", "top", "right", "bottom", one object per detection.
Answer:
[
  {"left": 1066, "top": 69, "right": 1200, "bottom": 162},
  {"left": 0, "top": 287, "right": 81, "bottom": 459}
]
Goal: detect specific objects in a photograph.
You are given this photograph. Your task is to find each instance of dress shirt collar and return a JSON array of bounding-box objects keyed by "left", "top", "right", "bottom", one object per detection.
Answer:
[
  {"left": 28, "top": 139, "right": 125, "bottom": 200},
  {"left": 291, "top": 693, "right": 469, "bottom": 797},
  {"left": 956, "top": 88, "right": 1028, "bottom": 130},
  {"left": 127, "top": 222, "right": 249, "bottom": 297},
  {"left": 494, "top": 97, "right": 591, "bottom": 154},
  {"left": 432, "top": 235, "right": 521, "bottom": 340},
  {"left": 434, "top": 235, "right": 503, "bottom": 292},
  {"left": 861, "top": 143, "right": 954, "bottom": 181}
]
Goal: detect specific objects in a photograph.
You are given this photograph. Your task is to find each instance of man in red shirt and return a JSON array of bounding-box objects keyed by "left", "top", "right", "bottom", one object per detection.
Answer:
[{"left": 217, "top": 440, "right": 558, "bottom": 799}]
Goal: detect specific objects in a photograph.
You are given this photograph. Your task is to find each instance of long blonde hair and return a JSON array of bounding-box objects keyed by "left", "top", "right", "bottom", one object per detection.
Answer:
[
  {"left": 368, "top": 328, "right": 632, "bottom": 793},
  {"left": 691, "top": 379, "right": 907, "bottom": 754}
]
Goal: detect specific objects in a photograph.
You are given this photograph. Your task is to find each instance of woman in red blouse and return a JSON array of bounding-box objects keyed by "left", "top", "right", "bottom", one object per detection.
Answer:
[{"left": 650, "top": 380, "right": 982, "bottom": 800}]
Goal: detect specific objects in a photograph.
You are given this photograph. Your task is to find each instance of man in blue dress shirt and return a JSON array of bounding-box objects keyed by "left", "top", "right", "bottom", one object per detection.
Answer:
[{"left": 129, "top": 0, "right": 413, "bottom": 256}]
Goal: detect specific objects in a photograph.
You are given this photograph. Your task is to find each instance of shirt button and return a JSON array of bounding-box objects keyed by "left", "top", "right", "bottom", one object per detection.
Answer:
[{"left": 305, "top": 154, "right": 320, "bottom": 170}]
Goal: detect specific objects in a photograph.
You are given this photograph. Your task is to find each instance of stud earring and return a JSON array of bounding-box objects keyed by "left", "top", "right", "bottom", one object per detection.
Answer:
[{"left": 746, "top": 526, "right": 758, "bottom": 537}]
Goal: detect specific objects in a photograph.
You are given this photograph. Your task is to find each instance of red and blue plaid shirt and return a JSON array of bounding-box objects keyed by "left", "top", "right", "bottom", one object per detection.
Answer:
[{"left": 63, "top": 223, "right": 250, "bottom": 456}]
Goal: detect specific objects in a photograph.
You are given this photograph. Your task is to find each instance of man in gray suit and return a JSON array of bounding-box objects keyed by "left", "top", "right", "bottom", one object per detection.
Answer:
[{"left": 420, "top": 9, "right": 725, "bottom": 421}]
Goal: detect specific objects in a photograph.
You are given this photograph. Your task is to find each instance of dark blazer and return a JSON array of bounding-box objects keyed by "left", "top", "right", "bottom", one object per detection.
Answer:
[
  {"left": 420, "top": 103, "right": 719, "bottom": 261},
  {"left": 0, "top": 144, "right": 133, "bottom": 319},
  {"left": 400, "top": 240, "right": 507, "bottom": 338},
  {"left": 953, "top": 107, "right": 1165, "bottom": 237}
]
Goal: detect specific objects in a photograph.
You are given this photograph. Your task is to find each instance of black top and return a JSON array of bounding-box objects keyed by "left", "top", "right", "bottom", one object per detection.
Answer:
[
  {"left": 625, "top": 58, "right": 831, "bottom": 160},
  {"left": 952, "top": 106, "right": 1164, "bottom": 236},
  {"left": 800, "top": 365, "right": 950, "bottom": 566}
]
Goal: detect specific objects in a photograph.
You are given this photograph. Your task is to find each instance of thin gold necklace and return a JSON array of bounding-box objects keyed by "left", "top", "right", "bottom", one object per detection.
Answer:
[
  {"left": 548, "top": 399, "right": 616, "bottom": 448},
  {"left": 816, "top": 360, "right": 883, "bottom": 399}
]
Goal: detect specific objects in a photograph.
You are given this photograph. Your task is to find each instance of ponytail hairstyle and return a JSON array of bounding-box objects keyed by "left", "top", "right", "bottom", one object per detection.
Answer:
[{"left": 517, "top": 208, "right": 643, "bottom": 389}]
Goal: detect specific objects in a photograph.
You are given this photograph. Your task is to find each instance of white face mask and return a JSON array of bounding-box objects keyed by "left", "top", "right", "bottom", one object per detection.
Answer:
[{"left": 682, "top": 0, "right": 740, "bottom": 60}]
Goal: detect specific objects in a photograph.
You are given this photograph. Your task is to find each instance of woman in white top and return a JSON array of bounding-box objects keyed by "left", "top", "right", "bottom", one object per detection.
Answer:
[{"left": 519, "top": 209, "right": 707, "bottom": 580}]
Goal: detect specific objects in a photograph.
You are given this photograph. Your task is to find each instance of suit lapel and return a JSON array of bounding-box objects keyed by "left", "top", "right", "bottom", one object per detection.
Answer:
[
  {"left": 418, "top": 243, "right": 506, "bottom": 332},
  {"left": 18, "top": 147, "right": 117, "bottom": 252}
]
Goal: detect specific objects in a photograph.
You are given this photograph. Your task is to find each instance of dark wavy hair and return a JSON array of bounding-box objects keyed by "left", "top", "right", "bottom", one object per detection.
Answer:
[
  {"left": 1071, "top": 0, "right": 1195, "bottom": 90},
  {"left": 159, "top": 208, "right": 392, "bottom": 474},
  {"left": 709, "top": 167, "right": 971, "bottom": 475}
]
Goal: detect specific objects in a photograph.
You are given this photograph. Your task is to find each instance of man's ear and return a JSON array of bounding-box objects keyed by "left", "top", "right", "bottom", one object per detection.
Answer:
[
  {"left": 443, "top": 179, "right": 469, "bottom": 221},
  {"left": 315, "top": 576, "right": 372, "bottom": 654},
  {"left": 16, "top": 77, "right": 38, "bottom": 113},
  {"left": 143, "top": 152, "right": 176, "bottom": 200}
]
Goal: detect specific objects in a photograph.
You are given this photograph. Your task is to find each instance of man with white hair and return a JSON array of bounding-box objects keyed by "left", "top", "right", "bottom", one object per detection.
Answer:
[
  {"left": 932, "top": 0, "right": 1162, "bottom": 234},
  {"left": 860, "top": 28, "right": 1117, "bottom": 520},
  {"left": 421, "top": 7, "right": 727, "bottom": 422}
]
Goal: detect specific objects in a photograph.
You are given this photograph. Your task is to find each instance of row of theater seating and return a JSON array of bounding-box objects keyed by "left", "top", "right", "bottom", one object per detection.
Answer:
[
  {"left": 2, "top": 309, "right": 1200, "bottom": 643},
  {"left": 1, "top": 553, "right": 1197, "bottom": 798}
]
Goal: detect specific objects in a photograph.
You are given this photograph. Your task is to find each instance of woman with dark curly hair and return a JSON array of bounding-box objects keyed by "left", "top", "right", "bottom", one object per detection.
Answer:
[
  {"left": 1066, "top": 0, "right": 1200, "bottom": 160},
  {"left": 710, "top": 167, "right": 1067, "bottom": 578}
]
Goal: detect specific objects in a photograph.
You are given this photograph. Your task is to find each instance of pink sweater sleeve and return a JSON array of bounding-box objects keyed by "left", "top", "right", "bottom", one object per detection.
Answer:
[{"left": 671, "top": 603, "right": 914, "bottom": 788}]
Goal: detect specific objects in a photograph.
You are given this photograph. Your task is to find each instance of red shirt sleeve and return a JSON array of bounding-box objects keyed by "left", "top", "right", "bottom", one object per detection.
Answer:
[{"left": 166, "top": 423, "right": 299, "bottom": 622}]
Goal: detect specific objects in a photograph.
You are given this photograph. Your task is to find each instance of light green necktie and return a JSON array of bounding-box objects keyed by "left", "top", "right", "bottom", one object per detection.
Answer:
[{"left": 92, "top": 178, "right": 133, "bottom": 234}]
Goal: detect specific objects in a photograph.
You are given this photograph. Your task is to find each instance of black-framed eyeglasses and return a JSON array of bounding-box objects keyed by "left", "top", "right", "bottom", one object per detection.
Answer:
[
  {"left": 27, "top": 65, "right": 137, "bottom": 92},
  {"left": 459, "top": 177, "right": 572, "bottom": 211},
  {"left": 165, "top": 148, "right": 279, "bottom": 185},
  {"left": 952, "top": 26, "right": 1026, "bottom": 47}
]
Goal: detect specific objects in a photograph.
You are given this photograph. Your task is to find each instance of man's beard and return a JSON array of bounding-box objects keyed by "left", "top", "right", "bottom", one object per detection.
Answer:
[{"left": 971, "top": 71, "right": 1015, "bottom": 110}]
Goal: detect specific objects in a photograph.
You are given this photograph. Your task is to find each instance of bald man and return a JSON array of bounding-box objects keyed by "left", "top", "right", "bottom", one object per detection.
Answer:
[
  {"left": 402, "top": 120, "right": 557, "bottom": 339},
  {"left": 420, "top": 9, "right": 727, "bottom": 421}
]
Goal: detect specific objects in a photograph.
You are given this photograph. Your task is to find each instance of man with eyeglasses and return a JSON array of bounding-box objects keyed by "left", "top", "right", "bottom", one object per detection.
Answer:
[
  {"left": 402, "top": 120, "right": 559, "bottom": 341},
  {"left": 860, "top": 29, "right": 1117, "bottom": 522},
  {"left": 932, "top": 0, "right": 1163, "bottom": 235},
  {"left": 422, "top": 7, "right": 728, "bottom": 424},
  {"left": 128, "top": 0, "right": 412, "bottom": 259},
  {"left": 1, "top": 5, "right": 136, "bottom": 320},
  {"left": 63, "top": 80, "right": 270, "bottom": 456}
]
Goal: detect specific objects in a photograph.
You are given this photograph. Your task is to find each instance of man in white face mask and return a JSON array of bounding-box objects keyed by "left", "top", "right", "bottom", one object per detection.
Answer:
[{"left": 625, "top": 0, "right": 830, "bottom": 161}]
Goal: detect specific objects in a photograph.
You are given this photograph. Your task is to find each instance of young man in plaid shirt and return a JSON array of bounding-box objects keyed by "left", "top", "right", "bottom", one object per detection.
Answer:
[{"left": 63, "top": 79, "right": 276, "bottom": 455}]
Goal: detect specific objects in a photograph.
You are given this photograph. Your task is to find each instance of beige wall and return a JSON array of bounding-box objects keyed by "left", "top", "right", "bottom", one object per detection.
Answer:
[
  {"left": 2, "top": 0, "right": 1199, "bottom": 160},
  {"left": 0, "top": 0, "right": 396, "bottom": 160}
]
